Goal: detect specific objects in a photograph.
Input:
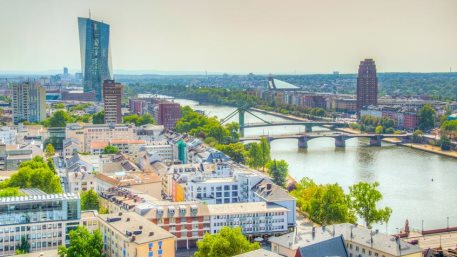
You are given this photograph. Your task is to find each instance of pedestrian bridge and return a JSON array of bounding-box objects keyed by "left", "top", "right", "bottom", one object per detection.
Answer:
[{"left": 239, "top": 132, "right": 412, "bottom": 148}]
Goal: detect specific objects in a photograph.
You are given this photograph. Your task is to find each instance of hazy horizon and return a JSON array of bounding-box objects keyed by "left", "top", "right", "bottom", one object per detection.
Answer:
[{"left": 1, "top": 0, "right": 456, "bottom": 74}]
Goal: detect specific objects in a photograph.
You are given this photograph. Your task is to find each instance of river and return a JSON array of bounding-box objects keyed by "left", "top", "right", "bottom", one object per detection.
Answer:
[{"left": 173, "top": 98, "right": 457, "bottom": 234}]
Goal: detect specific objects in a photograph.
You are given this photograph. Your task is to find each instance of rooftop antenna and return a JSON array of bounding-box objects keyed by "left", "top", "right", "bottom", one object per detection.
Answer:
[{"left": 89, "top": 9, "right": 91, "bottom": 19}]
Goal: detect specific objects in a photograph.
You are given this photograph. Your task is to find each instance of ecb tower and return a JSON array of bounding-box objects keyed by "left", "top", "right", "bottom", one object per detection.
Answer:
[{"left": 78, "top": 17, "right": 112, "bottom": 102}]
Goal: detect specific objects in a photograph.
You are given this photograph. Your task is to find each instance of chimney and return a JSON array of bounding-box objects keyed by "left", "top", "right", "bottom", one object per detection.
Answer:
[
  {"left": 149, "top": 232, "right": 154, "bottom": 236},
  {"left": 126, "top": 217, "right": 130, "bottom": 222},
  {"left": 118, "top": 212, "right": 122, "bottom": 216},
  {"left": 139, "top": 225, "right": 143, "bottom": 230}
]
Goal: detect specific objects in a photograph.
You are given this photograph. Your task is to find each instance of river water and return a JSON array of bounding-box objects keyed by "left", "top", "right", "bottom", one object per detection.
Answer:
[{"left": 174, "top": 98, "right": 457, "bottom": 233}]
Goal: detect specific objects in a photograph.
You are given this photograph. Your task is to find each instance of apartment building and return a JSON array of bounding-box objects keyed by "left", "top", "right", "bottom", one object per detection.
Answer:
[
  {"left": 103, "top": 80, "right": 123, "bottom": 124},
  {"left": 0, "top": 190, "right": 80, "bottom": 256},
  {"left": 0, "top": 127, "right": 16, "bottom": 145},
  {"left": 12, "top": 82, "right": 46, "bottom": 124},
  {"left": 136, "top": 201, "right": 210, "bottom": 249},
  {"left": 89, "top": 139, "right": 146, "bottom": 155},
  {"left": 98, "top": 212, "right": 176, "bottom": 257},
  {"left": 208, "top": 202, "right": 288, "bottom": 236},
  {"left": 65, "top": 123, "right": 137, "bottom": 152},
  {"left": 269, "top": 224, "right": 422, "bottom": 257}
]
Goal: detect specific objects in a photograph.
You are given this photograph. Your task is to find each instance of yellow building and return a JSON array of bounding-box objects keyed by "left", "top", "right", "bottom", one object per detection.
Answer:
[{"left": 98, "top": 212, "right": 176, "bottom": 257}]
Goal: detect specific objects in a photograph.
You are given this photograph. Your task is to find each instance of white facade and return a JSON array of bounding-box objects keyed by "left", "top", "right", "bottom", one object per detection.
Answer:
[
  {"left": 67, "top": 171, "right": 97, "bottom": 193},
  {"left": 209, "top": 202, "right": 288, "bottom": 235},
  {"left": 0, "top": 127, "right": 16, "bottom": 145},
  {"left": 141, "top": 142, "right": 175, "bottom": 161}
]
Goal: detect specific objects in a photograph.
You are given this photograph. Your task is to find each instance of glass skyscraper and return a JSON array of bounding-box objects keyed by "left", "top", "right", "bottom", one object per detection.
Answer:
[{"left": 78, "top": 17, "right": 113, "bottom": 102}]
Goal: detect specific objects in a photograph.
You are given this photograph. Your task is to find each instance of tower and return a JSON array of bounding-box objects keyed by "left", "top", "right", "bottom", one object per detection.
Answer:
[
  {"left": 78, "top": 17, "right": 112, "bottom": 102},
  {"left": 356, "top": 59, "right": 378, "bottom": 116},
  {"left": 103, "top": 80, "right": 123, "bottom": 124}
]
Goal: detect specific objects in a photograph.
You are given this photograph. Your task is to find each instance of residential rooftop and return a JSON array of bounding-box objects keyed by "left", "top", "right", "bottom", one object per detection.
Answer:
[
  {"left": 268, "top": 223, "right": 423, "bottom": 256},
  {"left": 98, "top": 212, "right": 175, "bottom": 244},
  {"left": 207, "top": 202, "right": 288, "bottom": 215}
]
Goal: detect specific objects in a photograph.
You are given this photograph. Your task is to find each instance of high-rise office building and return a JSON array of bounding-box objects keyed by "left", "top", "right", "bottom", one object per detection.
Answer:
[
  {"left": 103, "top": 80, "right": 123, "bottom": 124},
  {"left": 78, "top": 17, "right": 112, "bottom": 102},
  {"left": 12, "top": 82, "right": 46, "bottom": 124},
  {"left": 156, "top": 102, "right": 181, "bottom": 130},
  {"left": 63, "top": 67, "right": 68, "bottom": 76},
  {"left": 356, "top": 59, "right": 378, "bottom": 116}
]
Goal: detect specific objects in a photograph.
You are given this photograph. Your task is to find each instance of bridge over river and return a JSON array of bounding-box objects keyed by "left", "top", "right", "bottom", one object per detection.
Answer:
[{"left": 240, "top": 132, "right": 412, "bottom": 148}]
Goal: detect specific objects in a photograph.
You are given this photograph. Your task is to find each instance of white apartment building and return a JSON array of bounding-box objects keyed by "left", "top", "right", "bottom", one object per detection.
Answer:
[
  {"left": 141, "top": 142, "right": 176, "bottom": 161},
  {"left": 208, "top": 202, "right": 289, "bottom": 236},
  {"left": 0, "top": 127, "right": 16, "bottom": 145},
  {"left": 66, "top": 171, "right": 97, "bottom": 193},
  {"left": 65, "top": 123, "right": 137, "bottom": 152}
]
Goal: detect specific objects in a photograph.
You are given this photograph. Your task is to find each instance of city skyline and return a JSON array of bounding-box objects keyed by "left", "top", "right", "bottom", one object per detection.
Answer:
[{"left": 0, "top": 0, "right": 457, "bottom": 74}]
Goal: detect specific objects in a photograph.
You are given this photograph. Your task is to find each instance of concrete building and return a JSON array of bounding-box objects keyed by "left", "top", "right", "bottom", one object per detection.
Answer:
[
  {"left": 12, "top": 82, "right": 46, "bottom": 124},
  {"left": 356, "top": 59, "right": 378, "bottom": 116},
  {"left": 95, "top": 172, "right": 162, "bottom": 199},
  {"left": 208, "top": 202, "right": 289, "bottom": 236},
  {"left": 78, "top": 17, "right": 112, "bottom": 102},
  {"left": 0, "top": 143, "right": 43, "bottom": 171},
  {"left": 0, "top": 127, "right": 16, "bottom": 145},
  {"left": 89, "top": 139, "right": 146, "bottom": 155},
  {"left": 156, "top": 102, "right": 181, "bottom": 130},
  {"left": 269, "top": 224, "right": 422, "bottom": 257},
  {"left": 103, "top": 80, "right": 123, "bottom": 124},
  {"left": 66, "top": 171, "right": 97, "bottom": 193},
  {"left": 0, "top": 190, "right": 80, "bottom": 256},
  {"left": 129, "top": 99, "right": 148, "bottom": 115},
  {"left": 97, "top": 212, "right": 176, "bottom": 257},
  {"left": 66, "top": 123, "right": 137, "bottom": 152}
]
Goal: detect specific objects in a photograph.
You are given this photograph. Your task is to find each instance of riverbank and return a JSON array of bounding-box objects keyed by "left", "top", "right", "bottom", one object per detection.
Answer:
[{"left": 335, "top": 127, "right": 457, "bottom": 159}]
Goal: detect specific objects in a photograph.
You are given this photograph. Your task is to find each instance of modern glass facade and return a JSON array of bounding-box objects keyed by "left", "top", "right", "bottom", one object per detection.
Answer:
[
  {"left": 0, "top": 193, "right": 80, "bottom": 256},
  {"left": 78, "top": 17, "right": 112, "bottom": 102}
]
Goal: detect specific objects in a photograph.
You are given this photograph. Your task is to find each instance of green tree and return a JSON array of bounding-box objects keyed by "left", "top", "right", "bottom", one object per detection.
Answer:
[
  {"left": 53, "top": 103, "right": 65, "bottom": 109},
  {"left": 216, "top": 143, "right": 247, "bottom": 163},
  {"left": 58, "top": 226, "right": 103, "bottom": 257},
  {"left": 348, "top": 182, "right": 392, "bottom": 228},
  {"left": 47, "top": 158, "right": 56, "bottom": 174},
  {"left": 307, "top": 184, "right": 355, "bottom": 225},
  {"left": 0, "top": 187, "right": 24, "bottom": 197},
  {"left": 194, "top": 227, "right": 260, "bottom": 257},
  {"left": 266, "top": 160, "right": 288, "bottom": 188},
  {"left": 45, "top": 143, "right": 55, "bottom": 158},
  {"left": 375, "top": 125, "right": 383, "bottom": 134},
  {"left": 291, "top": 178, "right": 355, "bottom": 225},
  {"left": 439, "top": 133, "right": 452, "bottom": 150},
  {"left": 247, "top": 143, "right": 262, "bottom": 169},
  {"left": 418, "top": 104, "right": 436, "bottom": 132},
  {"left": 45, "top": 110, "right": 73, "bottom": 127},
  {"left": 259, "top": 137, "right": 271, "bottom": 172},
  {"left": 412, "top": 130, "right": 424, "bottom": 143},
  {"left": 123, "top": 114, "right": 155, "bottom": 126},
  {"left": 1, "top": 156, "right": 62, "bottom": 194},
  {"left": 15, "top": 236, "right": 30, "bottom": 254},
  {"left": 103, "top": 145, "right": 119, "bottom": 154},
  {"left": 81, "top": 189, "right": 100, "bottom": 211},
  {"left": 92, "top": 111, "right": 105, "bottom": 124}
]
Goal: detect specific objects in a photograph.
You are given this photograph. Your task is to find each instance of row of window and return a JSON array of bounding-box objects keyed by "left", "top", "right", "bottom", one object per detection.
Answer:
[{"left": 347, "top": 243, "right": 385, "bottom": 257}]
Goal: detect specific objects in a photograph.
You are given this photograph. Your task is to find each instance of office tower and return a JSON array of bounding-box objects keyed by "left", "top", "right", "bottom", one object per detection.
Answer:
[
  {"left": 63, "top": 67, "right": 68, "bottom": 75},
  {"left": 0, "top": 190, "right": 80, "bottom": 255},
  {"left": 12, "top": 82, "right": 46, "bottom": 124},
  {"left": 103, "top": 80, "right": 122, "bottom": 124},
  {"left": 156, "top": 102, "right": 181, "bottom": 129},
  {"left": 78, "top": 17, "right": 112, "bottom": 102},
  {"left": 356, "top": 59, "right": 378, "bottom": 116}
]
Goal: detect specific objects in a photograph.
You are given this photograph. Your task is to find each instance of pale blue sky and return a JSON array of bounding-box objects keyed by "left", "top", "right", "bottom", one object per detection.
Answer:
[{"left": 0, "top": 0, "right": 456, "bottom": 74}]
